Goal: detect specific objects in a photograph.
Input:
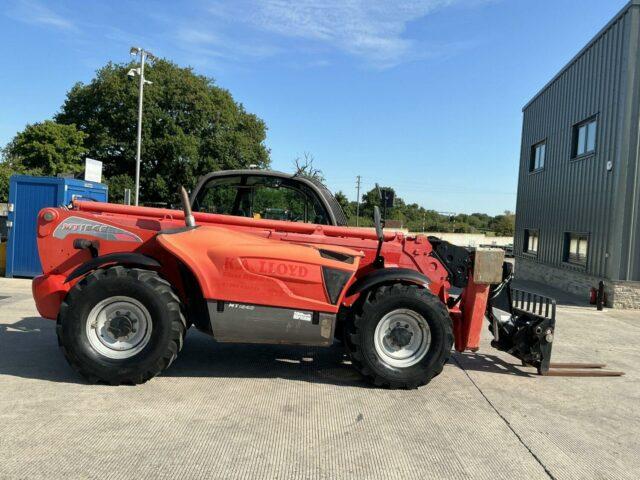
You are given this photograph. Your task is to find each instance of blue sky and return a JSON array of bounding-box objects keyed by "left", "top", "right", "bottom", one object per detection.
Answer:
[{"left": 0, "top": 0, "right": 629, "bottom": 214}]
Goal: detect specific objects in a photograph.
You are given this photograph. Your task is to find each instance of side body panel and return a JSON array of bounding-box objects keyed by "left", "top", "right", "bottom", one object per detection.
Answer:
[{"left": 156, "top": 226, "right": 361, "bottom": 313}]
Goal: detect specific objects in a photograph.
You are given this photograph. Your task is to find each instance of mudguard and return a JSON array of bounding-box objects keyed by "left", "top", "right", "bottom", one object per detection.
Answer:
[
  {"left": 345, "top": 267, "right": 430, "bottom": 297},
  {"left": 65, "top": 253, "right": 161, "bottom": 283}
]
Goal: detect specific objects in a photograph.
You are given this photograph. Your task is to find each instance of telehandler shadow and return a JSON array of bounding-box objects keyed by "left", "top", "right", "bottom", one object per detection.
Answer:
[
  {"left": 165, "top": 330, "right": 371, "bottom": 387},
  {"left": 453, "top": 351, "right": 533, "bottom": 377},
  {"left": 0, "top": 316, "right": 84, "bottom": 384},
  {"left": 0, "top": 317, "right": 532, "bottom": 386},
  {"left": 165, "top": 333, "right": 535, "bottom": 383},
  {"left": 0, "top": 316, "right": 369, "bottom": 387}
]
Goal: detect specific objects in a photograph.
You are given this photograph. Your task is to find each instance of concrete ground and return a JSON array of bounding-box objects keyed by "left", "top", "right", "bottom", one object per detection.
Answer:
[{"left": 0, "top": 277, "right": 637, "bottom": 480}]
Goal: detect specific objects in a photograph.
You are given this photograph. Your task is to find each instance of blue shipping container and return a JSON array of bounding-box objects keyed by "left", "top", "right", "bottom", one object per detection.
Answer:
[{"left": 6, "top": 175, "right": 108, "bottom": 278}]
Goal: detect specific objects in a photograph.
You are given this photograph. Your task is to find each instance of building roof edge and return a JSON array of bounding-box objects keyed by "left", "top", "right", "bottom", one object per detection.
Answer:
[{"left": 523, "top": 0, "right": 640, "bottom": 111}]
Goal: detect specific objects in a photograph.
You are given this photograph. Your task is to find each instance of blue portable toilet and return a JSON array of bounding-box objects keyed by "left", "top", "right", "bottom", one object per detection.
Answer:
[{"left": 6, "top": 175, "right": 108, "bottom": 278}]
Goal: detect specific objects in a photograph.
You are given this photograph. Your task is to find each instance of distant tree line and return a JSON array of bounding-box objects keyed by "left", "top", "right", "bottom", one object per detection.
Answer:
[
  {"left": 333, "top": 186, "right": 515, "bottom": 236},
  {"left": 295, "top": 161, "right": 515, "bottom": 237}
]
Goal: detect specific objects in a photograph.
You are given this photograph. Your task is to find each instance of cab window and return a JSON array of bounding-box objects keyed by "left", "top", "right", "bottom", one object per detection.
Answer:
[
  {"left": 193, "top": 175, "right": 330, "bottom": 225},
  {"left": 193, "top": 176, "right": 241, "bottom": 215}
]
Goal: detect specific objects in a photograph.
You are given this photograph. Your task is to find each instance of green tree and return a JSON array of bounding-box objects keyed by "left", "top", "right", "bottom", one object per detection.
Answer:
[
  {"left": 55, "top": 59, "right": 270, "bottom": 204},
  {"left": 0, "top": 162, "right": 16, "bottom": 203},
  {"left": 360, "top": 186, "right": 396, "bottom": 220},
  {"left": 3, "top": 121, "right": 87, "bottom": 177},
  {"left": 334, "top": 190, "right": 353, "bottom": 218},
  {"left": 489, "top": 211, "right": 515, "bottom": 236},
  {"left": 105, "top": 174, "right": 135, "bottom": 204}
]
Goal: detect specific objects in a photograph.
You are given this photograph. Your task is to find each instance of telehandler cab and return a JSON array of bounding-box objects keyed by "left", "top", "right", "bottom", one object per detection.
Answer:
[{"left": 32, "top": 170, "right": 621, "bottom": 387}]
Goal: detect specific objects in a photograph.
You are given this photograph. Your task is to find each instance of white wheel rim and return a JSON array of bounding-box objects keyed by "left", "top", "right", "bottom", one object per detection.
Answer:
[
  {"left": 374, "top": 309, "right": 431, "bottom": 368},
  {"left": 85, "top": 296, "right": 153, "bottom": 359}
]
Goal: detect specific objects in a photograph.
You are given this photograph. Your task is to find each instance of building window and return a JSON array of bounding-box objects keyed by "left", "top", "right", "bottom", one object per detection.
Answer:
[
  {"left": 564, "top": 232, "right": 588, "bottom": 267},
  {"left": 572, "top": 117, "right": 597, "bottom": 158},
  {"left": 523, "top": 229, "right": 539, "bottom": 255},
  {"left": 529, "top": 141, "right": 546, "bottom": 172}
]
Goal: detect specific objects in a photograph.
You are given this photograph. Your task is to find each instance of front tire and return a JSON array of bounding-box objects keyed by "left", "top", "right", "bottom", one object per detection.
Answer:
[
  {"left": 347, "top": 284, "right": 453, "bottom": 389},
  {"left": 57, "top": 266, "right": 186, "bottom": 385}
]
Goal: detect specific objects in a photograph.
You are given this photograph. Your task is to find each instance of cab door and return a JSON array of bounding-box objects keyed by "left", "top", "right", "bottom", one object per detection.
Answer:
[{"left": 192, "top": 174, "right": 332, "bottom": 225}]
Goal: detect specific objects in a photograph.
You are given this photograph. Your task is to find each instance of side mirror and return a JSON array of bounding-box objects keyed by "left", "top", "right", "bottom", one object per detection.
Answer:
[
  {"left": 373, "top": 206, "right": 384, "bottom": 267},
  {"left": 373, "top": 205, "right": 383, "bottom": 241}
]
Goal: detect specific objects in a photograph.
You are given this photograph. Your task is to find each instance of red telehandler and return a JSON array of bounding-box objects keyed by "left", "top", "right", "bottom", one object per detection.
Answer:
[{"left": 31, "top": 170, "right": 621, "bottom": 387}]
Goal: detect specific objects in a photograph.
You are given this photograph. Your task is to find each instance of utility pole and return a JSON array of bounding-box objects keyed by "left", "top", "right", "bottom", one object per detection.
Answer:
[
  {"left": 422, "top": 211, "right": 426, "bottom": 233},
  {"left": 355, "top": 175, "right": 361, "bottom": 227},
  {"left": 128, "top": 47, "right": 155, "bottom": 206}
]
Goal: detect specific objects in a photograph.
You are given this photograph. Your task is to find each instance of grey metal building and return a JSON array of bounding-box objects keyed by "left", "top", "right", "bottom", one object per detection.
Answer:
[{"left": 514, "top": 0, "right": 640, "bottom": 308}]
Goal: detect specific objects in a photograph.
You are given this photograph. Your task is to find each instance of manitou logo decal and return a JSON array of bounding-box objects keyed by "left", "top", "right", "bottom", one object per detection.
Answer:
[{"left": 53, "top": 216, "right": 142, "bottom": 243}]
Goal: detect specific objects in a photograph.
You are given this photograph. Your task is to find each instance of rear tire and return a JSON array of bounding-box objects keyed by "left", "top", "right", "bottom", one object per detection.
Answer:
[
  {"left": 347, "top": 284, "right": 453, "bottom": 389},
  {"left": 57, "top": 266, "right": 186, "bottom": 385}
]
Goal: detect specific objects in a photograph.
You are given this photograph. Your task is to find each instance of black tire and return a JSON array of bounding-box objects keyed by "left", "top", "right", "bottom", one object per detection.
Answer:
[
  {"left": 57, "top": 266, "right": 186, "bottom": 385},
  {"left": 347, "top": 283, "right": 453, "bottom": 389}
]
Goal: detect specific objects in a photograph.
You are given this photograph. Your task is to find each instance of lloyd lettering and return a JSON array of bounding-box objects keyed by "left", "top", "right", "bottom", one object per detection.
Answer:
[{"left": 258, "top": 261, "right": 308, "bottom": 278}]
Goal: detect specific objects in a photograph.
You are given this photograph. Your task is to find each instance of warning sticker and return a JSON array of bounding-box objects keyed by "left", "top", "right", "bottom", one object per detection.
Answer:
[{"left": 293, "top": 311, "right": 312, "bottom": 322}]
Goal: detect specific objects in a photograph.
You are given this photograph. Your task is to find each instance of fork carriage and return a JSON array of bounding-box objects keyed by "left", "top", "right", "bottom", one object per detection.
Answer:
[{"left": 488, "top": 268, "right": 622, "bottom": 377}]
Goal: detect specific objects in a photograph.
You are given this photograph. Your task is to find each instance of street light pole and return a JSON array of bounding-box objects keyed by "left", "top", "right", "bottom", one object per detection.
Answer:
[
  {"left": 355, "top": 175, "right": 361, "bottom": 227},
  {"left": 128, "top": 47, "right": 154, "bottom": 206},
  {"left": 134, "top": 52, "right": 145, "bottom": 207}
]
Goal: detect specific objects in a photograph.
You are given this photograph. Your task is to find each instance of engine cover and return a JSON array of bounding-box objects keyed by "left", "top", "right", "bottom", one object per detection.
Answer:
[
  {"left": 208, "top": 301, "right": 336, "bottom": 346},
  {"left": 157, "top": 225, "right": 362, "bottom": 313}
]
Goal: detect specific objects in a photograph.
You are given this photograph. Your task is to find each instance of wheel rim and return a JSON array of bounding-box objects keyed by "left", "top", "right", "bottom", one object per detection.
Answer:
[
  {"left": 374, "top": 309, "right": 431, "bottom": 368},
  {"left": 85, "top": 296, "right": 153, "bottom": 359}
]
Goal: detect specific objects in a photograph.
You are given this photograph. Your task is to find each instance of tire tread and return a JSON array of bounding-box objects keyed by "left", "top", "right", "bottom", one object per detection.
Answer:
[
  {"left": 346, "top": 283, "right": 453, "bottom": 389},
  {"left": 56, "top": 267, "right": 186, "bottom": 385}
]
